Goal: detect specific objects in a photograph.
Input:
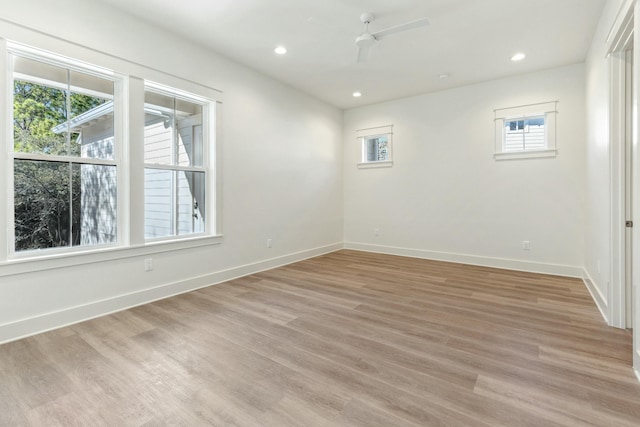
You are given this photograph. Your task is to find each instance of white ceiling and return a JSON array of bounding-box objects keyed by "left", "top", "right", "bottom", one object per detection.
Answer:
[{"left": 97, "top": 0, "right": 606, "bottom": 109}]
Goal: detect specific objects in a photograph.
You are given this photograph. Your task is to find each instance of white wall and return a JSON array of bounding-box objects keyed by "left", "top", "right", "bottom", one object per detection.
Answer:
[
  {"left": 344, "top": 64, "right": 586, "bottom": 276},
  {"left": 0, "top": 0, "right": 343, "bottom": 342},
  {"left": 584, "top": 0, "right": 625, "bottom": 320},
  {"left": 0, "top": 0, "right": 621, "bottom": 346}
]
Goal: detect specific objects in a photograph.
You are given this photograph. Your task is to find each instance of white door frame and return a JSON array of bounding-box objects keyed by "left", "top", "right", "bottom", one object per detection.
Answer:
[
  {"left": 608, "top": 0, "right": 634, "bottom": 329},
  {"left": 633, "top": 1, "right": 640, "bottom": 379},
  {"left": 608, "top": 0, "right": 640, "bottom": 379}
]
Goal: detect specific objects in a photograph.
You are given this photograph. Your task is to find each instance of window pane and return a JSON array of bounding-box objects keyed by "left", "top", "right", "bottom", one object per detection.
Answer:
[
  {"left": 13, "top": 78, "right": 68, "bottom": 156},
  {"left": 13, "top": 58, "right": 115, "bottom": 159},
  {"left": 144, "top": 169, "right": 205, "bottom": 238},
  {"left": 77, "top": 163, "right": 117, "bottom": 246},
  {"left": 14, "top": 160, "right": 73, "bottom": 250},
  {"left": 68, "top": 70, "right": 114, "bottom": 160},
  {"left": 504, "top": 116, "right": 545, "bottom": 152},
  {"left": 177, "top": 100, "right": 203, "bottom": 167},
  {"left": 365, "top": 135, "right": 389, "bottom": 162},
  {"left": 144, "top": 91, "right": 203, "bottom": 167},
  {"left": 504, "top": 119, "right": 525, "bottom": 152},
  {"left": 523, "top": 118, "right": 545, "bottom": 151},
  {"left": 144, "top": 168, "right": 174, "bottom": 238},
  {"left": 144, "top": 100, "right": 175, "bottom": 165},
  {"left": 14, "top": 159, "right": 117, "bottom": 252},
  {"left": 178, "top": 171, "right": 205, "bottom": 234}
]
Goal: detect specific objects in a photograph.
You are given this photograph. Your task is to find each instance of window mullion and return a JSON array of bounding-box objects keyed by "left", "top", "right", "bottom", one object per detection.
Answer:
[
  {"left": 128, "top": 77, "right": 146, "bottom": 247},
  {"left": 66, "top": 69, "right": 73, "bottom": 248},
  {"left": 12, "top": 152, "right": 117, "bottom": 166},
  {"left": 142, "top": 163, "right": 205, "bottom": 173},
  {"left": 173, "top": 98, "right": 178, "bottom": 237},
  {"left": 68, "top": 161, "right": 73, "bottom": 247}
]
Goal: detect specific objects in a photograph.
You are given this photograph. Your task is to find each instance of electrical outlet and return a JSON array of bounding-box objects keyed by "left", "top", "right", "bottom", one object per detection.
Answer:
[
  {"left": 522, "top": 240, "right": 530, "bottom": 251},
  {"left": 374, "top": 228, "right": 380, "bottom": 237},
  {"left": 144, "top": 258, "right": 153, "bottom": 272},
  {"left": 267, "top": 238, "right": 272, "bottom": 248}
]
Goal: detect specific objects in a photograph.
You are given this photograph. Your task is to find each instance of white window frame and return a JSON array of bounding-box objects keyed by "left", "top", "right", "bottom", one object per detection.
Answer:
[
  {"left": 6, "top": 44, "right": 126, "bottom": 259},
  {"left": 494, "top": 101, "right": 558, "bottom": 160},
  {"left": 143, "top": 81, "right": 213, "bottom": 242},
  {"left": 357, "top": 125, "right": 394, "bottom": 169},
  {"left": 0, "top": 36, "right": 223, "bottom": 273}
]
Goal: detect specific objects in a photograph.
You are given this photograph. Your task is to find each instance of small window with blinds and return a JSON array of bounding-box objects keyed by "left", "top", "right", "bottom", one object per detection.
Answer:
[{"left": 494, "top": 101, "right": 557, "bottom": 160}]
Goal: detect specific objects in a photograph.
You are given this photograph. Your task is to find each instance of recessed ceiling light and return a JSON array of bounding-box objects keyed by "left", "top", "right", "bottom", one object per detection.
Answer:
[
  {"left": 511, "top": 53, "right": 526, "bottom": 62},
  {"left": 439, "top": 73, "right": 450, "bottom": 79},
  {"left": 352, "top": 91, "right": 362, "bottom": 97},
  {"left": 274, "top": 46, "right": 287, "bottom": 55}
]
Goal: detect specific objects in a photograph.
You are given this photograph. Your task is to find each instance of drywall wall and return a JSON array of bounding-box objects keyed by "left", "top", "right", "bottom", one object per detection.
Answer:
[
  {"left": 0, "top": 0, "right": 343, "bottom": 342},
  {"left": 344, "top": 64, "right": 586, "bottom": 276},
  {"left": 584, "top": 0, "right": 625, "bottom": 322}
]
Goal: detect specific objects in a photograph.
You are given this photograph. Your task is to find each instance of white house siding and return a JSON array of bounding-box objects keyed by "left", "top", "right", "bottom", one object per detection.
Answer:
[
  {"left": 504, "top": 122, "right": 545, "bottom": 151},
  {"left": 143, "top": 119, "right": 173, "bottom": 238},
  {"left": 143, "top": 117, "right": 204, "bottom": 238},
  {"left": 79, "top": 119, "right": 116, "bottom": 246}
]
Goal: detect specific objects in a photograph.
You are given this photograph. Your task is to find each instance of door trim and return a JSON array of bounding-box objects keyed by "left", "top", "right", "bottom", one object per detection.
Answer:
[{"left": 609, "top": 5, "right": 634, "bottom": 329}]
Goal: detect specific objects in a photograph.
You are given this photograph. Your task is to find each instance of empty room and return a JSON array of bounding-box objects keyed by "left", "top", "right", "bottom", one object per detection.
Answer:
[{"left": 1, "top": 0, "right": 640, "bottom": 425}]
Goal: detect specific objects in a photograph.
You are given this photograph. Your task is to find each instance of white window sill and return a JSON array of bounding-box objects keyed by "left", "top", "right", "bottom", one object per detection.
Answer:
[
  {"left": 0, "top": 234, "right": 223, "bottom": 277},
  {"left": 494, "top": 149, "right": 557, "bottom": 161},
  {"left": 357, "top": 160, "right": 394, "bottom": 169}
]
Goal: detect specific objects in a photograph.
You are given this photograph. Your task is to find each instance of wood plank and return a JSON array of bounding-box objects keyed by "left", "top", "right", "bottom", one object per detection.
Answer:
[{"left": 0, "top": 249, "right": 639, "bottom": 426}]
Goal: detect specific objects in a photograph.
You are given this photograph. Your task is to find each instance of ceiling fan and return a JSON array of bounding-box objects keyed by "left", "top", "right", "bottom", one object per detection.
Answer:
[{"left": 355, "top": 12, "right": 430, "bottom": 63}]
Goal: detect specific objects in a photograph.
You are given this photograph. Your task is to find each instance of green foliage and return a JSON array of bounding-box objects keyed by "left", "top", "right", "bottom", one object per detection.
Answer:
[
  {"left": 14, "top": 161, "right": 81, "bottom": 250},
  {"left": 13, "top": 79, "right": 104, "bottom": 251}
]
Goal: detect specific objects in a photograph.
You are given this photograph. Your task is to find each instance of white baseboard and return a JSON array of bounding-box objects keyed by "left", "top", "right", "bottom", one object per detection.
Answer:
[
  {"left": 0, "top": 241, "right": 614, "bottom": 346},
  {"left": 581, "top": 268, "right": 609, "bottom": 324},
  {"left": 0, "top": 242, "right": 343, "bottom": 345},
  {"left": 635, "top": 367, "right": 640, "bottom": 383},
  {"left": 344, "top": 242, "right": 584, "bottom": 277}
]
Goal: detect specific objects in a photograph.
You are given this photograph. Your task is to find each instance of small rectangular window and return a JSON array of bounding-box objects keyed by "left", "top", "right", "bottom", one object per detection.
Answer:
[
  {"left": 494, "top": 101, "right": 557, "bottom": 160},
  {"left": 503, "top": 115, "right": 545, "bottom": 152},
  {"left": 365, "top": 135, "right": 390, "bottom": 161},
  {"left": 357, "top": 125, "right": 393, "bottom": 168}
]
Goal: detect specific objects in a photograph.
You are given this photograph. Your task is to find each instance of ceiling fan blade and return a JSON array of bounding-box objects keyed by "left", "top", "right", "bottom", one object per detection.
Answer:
[
  {"left": 357, "top": 45, "right": 370, "bottom": 63},
  {"left": 372, "top": 17, "right": 430, "bottom": 40}
]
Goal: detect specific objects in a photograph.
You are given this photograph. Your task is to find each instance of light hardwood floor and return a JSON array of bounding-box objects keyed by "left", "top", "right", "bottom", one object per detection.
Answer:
[{"left": 1, "top": 250, "right": 639, "bottom": 426}]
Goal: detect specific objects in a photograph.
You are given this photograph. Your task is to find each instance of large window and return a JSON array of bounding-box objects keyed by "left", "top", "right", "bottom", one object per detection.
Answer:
[
  {"left": 10, "top": 53, "right": 119, "bottom": 253},
  {"left": 144, "top": 86, "right": 208, "bottom": 239},
  {"left": 3, "top": 42, "right": 219, "bottom": 262}
]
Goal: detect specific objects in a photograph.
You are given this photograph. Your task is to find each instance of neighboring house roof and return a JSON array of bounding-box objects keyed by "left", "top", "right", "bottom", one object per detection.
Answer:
[
  {"left": 52, "top": 102, "right": 168, "bottom": 133},
  {"left": 52, "top": 101, "right": 114, "bottom": 134}
]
